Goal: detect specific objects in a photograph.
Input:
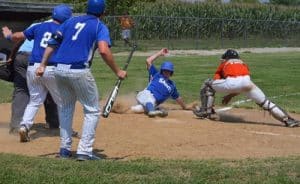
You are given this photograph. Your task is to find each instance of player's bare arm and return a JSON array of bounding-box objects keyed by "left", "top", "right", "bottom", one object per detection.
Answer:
[
  {"left": 36, "top": 46, "right": 55, "bottom": 77},
  {"left": 146, "top": 48, "right": 168, "bottom": 70},
  {"left": 7, "top": 40, "right": 24, "bottom": 64},
  {"left": 2, "top": 26, "right": 25, "bottom": 42},
  {"left": 98, "top": 41, "right": 127, "bottom": 79},
  {"left": 176, "top": 96, "right": 191, "bottom": 110}
]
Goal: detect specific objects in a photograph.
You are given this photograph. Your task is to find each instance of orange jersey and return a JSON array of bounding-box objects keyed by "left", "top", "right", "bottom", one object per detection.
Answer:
[
  {"left": 120, "top": 16, "right": 134, "bottom": 29},
  {"left": 213, "top": 59, "right": 250, "bottom": 80}
]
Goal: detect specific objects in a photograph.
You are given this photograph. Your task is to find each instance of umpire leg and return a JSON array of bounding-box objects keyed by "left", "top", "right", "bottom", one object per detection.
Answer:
[
  {"left": 10, "top": 52, "right": 29, "bottom": 133},
  {"left": 44, "top": 93, "right": 59, "bottom": 129}
]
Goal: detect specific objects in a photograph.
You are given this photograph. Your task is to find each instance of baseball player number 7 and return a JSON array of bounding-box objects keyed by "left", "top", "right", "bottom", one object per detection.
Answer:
[{"left": 102, "top": 44, "right": 137, "bottom": 118}]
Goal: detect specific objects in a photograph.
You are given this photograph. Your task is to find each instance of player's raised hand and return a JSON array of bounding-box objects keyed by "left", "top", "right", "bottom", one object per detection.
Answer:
[
  {"left": 2, "top": 26, "right": 12, "bottom": 38},
  {"left": 160, "top": 48, "right": 169, "bottom": 56}
]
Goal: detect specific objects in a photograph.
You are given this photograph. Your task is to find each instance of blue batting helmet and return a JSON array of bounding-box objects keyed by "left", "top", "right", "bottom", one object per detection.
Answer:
[
  {"left": 160, "top": 61, "right": 174, "bottom": 73},
  {"left": 52, "top": 4, "right": 72, "bottom": 23},
  {"left": 87, "top": 0, "right": 106, "bottom": 16}
]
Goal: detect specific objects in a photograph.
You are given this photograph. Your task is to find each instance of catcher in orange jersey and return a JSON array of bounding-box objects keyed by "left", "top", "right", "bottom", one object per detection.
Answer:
[{"left": 193, "top": 49, "right": 299, "bottom": 127}]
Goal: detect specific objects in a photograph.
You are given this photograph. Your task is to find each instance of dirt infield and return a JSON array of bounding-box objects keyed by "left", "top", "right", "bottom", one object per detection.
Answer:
[{"left": 0, "top": 100, "right": 300, "bottom": 160}]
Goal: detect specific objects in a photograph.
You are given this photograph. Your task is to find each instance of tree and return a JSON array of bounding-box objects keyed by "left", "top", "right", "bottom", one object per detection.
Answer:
[
  {"left": 106, "top": 0, "right": 156, "bottom": 15},
  {"left": 270, "top": 0, "right": 300, "bottom": 5}
]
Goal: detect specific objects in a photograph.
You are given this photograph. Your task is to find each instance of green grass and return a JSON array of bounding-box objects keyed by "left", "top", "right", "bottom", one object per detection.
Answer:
[
  {"left": 1, "top": 51, "right": 300, "bottom": 113},
  {"left": 0, "top": 153, "right": 299, "bottom": 183},
  {"left": 0, "top": 80, "right": 13, "bottom": 103}
]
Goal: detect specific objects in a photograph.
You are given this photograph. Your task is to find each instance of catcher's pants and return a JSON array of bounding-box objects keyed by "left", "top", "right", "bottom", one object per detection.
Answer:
[
  {"left": 54, "top": 67, "right": 100, "bottom": 157},
  {"left": 212, "top": 75, "right": 266, "bottom": 104},
  {"left": 20, "top": 64, "right": 61, "bottom": 130}
]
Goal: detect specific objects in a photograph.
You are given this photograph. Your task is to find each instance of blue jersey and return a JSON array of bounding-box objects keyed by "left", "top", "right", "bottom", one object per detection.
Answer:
[
  {"left": 54, "top": 15, "right": 111, "bottom": 65},
  {"left": 23, "top": 21, "right": 60, "bottom": 63},
  {"left": 146, "top": 65, "right": 179, "bottom": 104}
]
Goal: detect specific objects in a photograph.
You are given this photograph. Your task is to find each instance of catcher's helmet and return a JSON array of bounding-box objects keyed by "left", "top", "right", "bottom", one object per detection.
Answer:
[
  {"left": 87, "top": 0, "right": 106, "bottom": 16},
  {"left": 221, "top": 49, "right": 239, "bottom": 59},
  {"left": 160, "top": 61, "right": 174, "bottom": 74},
  {"left": 52, "top": 4, "right": 72, "bottom": 23}
]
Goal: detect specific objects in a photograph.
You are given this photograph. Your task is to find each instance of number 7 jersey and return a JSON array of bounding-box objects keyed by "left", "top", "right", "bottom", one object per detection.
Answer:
[{"left": 54, "top": 15, "right": 111, "bottom": 65}]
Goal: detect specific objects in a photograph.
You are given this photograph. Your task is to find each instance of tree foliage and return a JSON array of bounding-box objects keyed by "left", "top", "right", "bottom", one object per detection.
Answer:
[
  {"left": 69, "top": 0, "right": 299, "bottom": 14},
  {"left": 270, "top": 0, "right": 300, "bottom": 6},
  {"left": 106, "top": 0, "right": 156, "bottom": 15}
]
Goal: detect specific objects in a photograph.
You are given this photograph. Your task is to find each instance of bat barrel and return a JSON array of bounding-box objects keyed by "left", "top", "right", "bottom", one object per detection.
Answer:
[{"left": 101, "top": 44, "right": 137, "bottom": 118}]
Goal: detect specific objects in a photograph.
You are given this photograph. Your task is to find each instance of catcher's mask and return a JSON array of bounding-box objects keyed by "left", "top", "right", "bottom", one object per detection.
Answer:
[{"left": 221, "top": 49, "right": 239, "bottom": 60}]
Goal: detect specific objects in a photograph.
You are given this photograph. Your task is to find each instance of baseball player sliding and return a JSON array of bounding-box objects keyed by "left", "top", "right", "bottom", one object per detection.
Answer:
[
  {"left": 193, "top": 49, "right": 299, "bottom": 127},
  {"left": 131, "top": 48, "right": 190, "bottom": 117},
  {"left": 2, "top": 4, "right": 72, "bottom": 141},
  {"left": 36, "top": 0, "right": 127, "bottom": 161}
]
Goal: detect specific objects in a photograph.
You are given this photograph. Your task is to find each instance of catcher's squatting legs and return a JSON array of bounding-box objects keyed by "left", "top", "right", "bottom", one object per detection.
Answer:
[
  {"left": 194, "top": 77, "right": 299, "bottom": 127},
  {"left": 246, "top": 85, "right": 299, "bottom": 127},
  {"left": 193, "top": 79, "right": 215, "bottom": 119}
]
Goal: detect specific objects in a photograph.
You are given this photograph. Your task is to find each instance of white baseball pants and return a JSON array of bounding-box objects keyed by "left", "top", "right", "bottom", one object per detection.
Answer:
[
  {"left": 20, "top": 64, "right": 61, "bottom": 129},
  {"left": 54, "top": 68, "right": 100, "bottom": 157},
  {"left": 212, "top": 75, "right": 269, "bottom": 105}
]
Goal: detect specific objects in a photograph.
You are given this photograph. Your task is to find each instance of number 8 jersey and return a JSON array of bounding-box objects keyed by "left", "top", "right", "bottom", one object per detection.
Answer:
[{"left": 23, "top": 20, "right": 60, "bottom": 64}]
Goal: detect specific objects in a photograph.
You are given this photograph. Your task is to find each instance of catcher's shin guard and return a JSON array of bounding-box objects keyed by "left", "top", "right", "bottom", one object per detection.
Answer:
[
  {"left": 259, "top": 99, "right": 299, "bottom": 127},
  {"left": 194, "top": 79, "right": 215, "bottom": 118}
]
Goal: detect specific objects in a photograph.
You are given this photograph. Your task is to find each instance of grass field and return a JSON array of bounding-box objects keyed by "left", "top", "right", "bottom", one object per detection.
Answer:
[
  {"left": 0, "top": 51, "right": 299, "bottom": 183},
  {"left": 0, "top": 154, "right": 299, "bottom": 183}
]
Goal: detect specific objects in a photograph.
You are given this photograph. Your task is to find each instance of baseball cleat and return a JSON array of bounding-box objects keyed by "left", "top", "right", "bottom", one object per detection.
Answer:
[
  {"left": 59, "top": 148, "right": 72, "bottom": 159},
  {"left": 19, "top": 125, "right": 30, "bottom": 142},
  {"left": 193, "top": 108, "right": 215, "bottom": 119},
  {"left": 148, "top": 110, "right": 168, "bottom": 118},
  {"left": 285, "top": 118, "right": 299, "bottom": 128},
  {"left": 76, "top": 154, "right": 101, "bottom": 161},
  {"left": 130, "top": 104, "right": 144, "bottom": 113}
]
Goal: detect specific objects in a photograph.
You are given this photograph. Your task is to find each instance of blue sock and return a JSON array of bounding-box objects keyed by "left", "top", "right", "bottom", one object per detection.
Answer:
[{"left": 145, "top": 103, "right": 154, "bottom": 112}]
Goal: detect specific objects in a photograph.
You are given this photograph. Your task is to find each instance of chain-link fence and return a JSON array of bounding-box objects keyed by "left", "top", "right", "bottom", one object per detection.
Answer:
[{"left": 105, "top": 16, "right": 300, "bottom": 50}]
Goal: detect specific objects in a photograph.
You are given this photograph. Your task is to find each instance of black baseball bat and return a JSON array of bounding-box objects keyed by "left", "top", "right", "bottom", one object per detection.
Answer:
[{"left": 102, "top": 44, "right": 137, "bottom": 118}]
